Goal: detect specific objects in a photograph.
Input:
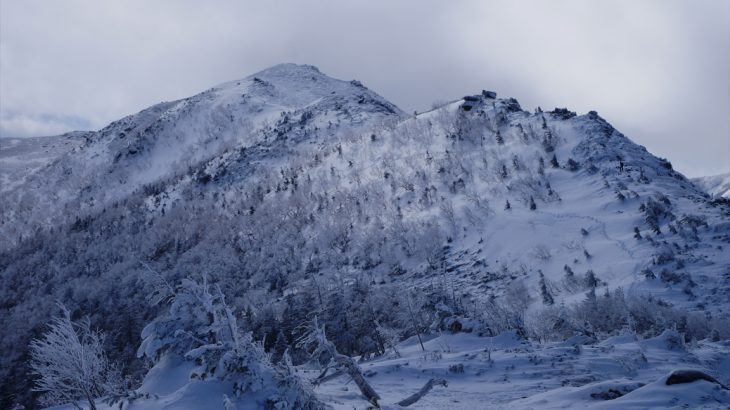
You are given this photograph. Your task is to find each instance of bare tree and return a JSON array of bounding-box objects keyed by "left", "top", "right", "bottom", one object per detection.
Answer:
[{"left": 29, "top": 304, "right": 121, "bottom": 410}]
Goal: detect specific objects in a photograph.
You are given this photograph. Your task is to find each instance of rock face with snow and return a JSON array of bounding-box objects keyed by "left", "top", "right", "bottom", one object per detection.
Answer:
[
  {"left": 1, "top": 64, "right": 729, "bottom": 409},
  {"left": 693, "top": 172, "right": 730, "bottom": 198}
]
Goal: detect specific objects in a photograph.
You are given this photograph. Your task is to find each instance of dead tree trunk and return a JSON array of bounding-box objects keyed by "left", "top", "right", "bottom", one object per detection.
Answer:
[
  {"left": 299, "top": 317, "right": 381, "bottom": 406},
  {"left": 406, "top": 296, "right": 426, "bottom": 352},
  {"left": 334, "top": 354, "right": 380, "bottom": 406},
  {"left": 300, "top": 318, "right": 447, "bottom": 408}
]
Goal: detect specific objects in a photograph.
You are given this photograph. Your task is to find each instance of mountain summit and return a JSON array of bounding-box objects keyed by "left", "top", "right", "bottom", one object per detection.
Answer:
[
  {"left": 1, "top": 65, "right": 729, "bottom": 409},
  {"left": 0, "top": 64, "right": 403, "bottom": 249}
]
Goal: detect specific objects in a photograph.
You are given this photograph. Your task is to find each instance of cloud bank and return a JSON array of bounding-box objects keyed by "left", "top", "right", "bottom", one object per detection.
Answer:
[{"left": 1, "top": 0, "right": 728, "bottom": 176}]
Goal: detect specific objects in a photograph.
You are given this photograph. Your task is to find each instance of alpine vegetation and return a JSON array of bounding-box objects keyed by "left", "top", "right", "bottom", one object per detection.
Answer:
[{"left": 1, "top": 64, "right": 729, "bottom": 409}]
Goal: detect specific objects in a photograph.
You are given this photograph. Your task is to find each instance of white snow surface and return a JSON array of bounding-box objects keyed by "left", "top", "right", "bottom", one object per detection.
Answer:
[{"left": 47, "top": 331, "right": 730, "bottom": 409}]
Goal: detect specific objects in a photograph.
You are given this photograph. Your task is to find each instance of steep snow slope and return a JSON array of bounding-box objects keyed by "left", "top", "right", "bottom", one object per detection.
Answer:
[
  {"left": 693, "top": 172, "right": 730, "bottom": 198},
  {"left": 2, "top": 65, "right": 729, "bottom": 409}
]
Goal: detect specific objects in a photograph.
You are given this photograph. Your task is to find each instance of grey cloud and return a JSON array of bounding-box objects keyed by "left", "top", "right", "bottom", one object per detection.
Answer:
[
  {"left": 0, "top": 0, "right": 727, "bottom": 177},
  {"left": 0, "top": 112, "right": 91, "bottom": 139}
]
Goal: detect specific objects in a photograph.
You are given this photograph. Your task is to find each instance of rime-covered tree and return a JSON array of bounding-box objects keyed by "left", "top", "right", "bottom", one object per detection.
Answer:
[
  {"left": 585, "top": 270, "right": 599, "bottom": 289},
  {"left": 29, "top": 305, "right": 121, "bottom": 410},
  {"left": 538, "top": 271, "right": 554, "bottom": 305},
  {"left": 138, "top": 275, "right": 326, "bottom": 409}
]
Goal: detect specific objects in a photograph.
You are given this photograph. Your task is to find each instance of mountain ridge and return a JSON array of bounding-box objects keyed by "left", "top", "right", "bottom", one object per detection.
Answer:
[{"left": 0, "top": 64, "right": 403, "bottom": 250}]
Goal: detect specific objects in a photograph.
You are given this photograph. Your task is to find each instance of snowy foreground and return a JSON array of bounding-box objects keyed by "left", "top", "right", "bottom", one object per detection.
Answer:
[{"left": 49, "top": 331, "right": 730, "bottom": 410}]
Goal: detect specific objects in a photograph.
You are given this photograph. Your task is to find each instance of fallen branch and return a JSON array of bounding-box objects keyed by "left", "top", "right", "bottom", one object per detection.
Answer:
[{"left": 396, "top": 378, "right": 448, "bottom": 407}]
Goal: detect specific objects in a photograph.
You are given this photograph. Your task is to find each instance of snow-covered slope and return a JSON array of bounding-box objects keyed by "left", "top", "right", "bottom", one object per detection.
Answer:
[
  {"left": 0, "top": 132, "right": 87, "bottom": 192},
  {"left": 693, "top": 172, "right": 730, "bottom": 198},
  {"left": 2, "top": 65, "right": 729, "bottom": 410}
]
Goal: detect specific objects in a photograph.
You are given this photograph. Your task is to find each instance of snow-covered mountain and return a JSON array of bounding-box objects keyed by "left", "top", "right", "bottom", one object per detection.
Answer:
[
  {"left": 693, "top": 172, "right": 730, "bottom": 198},
  {"left": 1, "top": 64, "right": 729, "bottom": 409},
  {"left": 0, "top": 64, "right": 402, "bottom": 250}
]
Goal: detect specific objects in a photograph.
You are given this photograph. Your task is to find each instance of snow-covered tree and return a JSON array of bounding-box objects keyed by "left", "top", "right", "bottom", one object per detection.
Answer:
[
  {"left": 29, "top": 304, "right": 121, "bottom": 410},
  {"left": 538, "top": 271, "right": 554, "bottom": 305},
  {"left": 138, "top": 274, "right": 326, "bottom": 409}
]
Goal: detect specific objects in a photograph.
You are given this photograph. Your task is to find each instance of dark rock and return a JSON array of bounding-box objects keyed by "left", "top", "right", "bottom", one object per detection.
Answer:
[
  {"left": 666, "top": 370, "right": 724, "bottom": 387},
  {"left": 590, "top": 388, "right": 625, "bottom": 400},
  {"left": 550, "top": 107, "right": 576, "bottom": 119}
]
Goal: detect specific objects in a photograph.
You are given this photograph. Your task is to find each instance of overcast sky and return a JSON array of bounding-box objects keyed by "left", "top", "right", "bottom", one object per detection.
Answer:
[{"left": 1, "top": 0, "right": 728, "bottom": 177}]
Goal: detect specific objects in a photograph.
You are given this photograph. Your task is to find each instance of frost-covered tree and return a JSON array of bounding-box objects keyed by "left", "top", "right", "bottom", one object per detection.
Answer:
[
  {"left": 29, "top": 304, "right": 121, "bottom": 410},
  {"left": 375, "top": 320, "right": 402, "bottom": 357},
  {"left": 585, "top": 270, "right": 599, "bottom": 289},
  {"left": 538, "top": 271, "right": 554, "bottom": 305},
  {"left": 138, "top": 275, "right": 326, "bottom": 409}
]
